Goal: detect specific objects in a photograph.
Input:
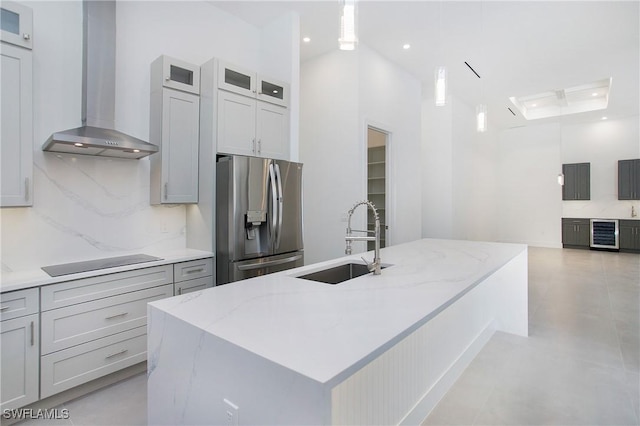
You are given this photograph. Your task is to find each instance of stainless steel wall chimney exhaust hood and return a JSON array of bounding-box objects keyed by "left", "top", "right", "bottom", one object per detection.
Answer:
[{"left": 42, "top": 1, "right": 157, "bottom": 159}]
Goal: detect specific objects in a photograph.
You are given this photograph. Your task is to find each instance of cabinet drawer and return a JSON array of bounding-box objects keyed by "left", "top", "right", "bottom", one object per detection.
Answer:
[
  {"left": 562, "top": 218, "right": 590, "bottom": 225},
  {"left": 41, "top": 284, "right": 173, "bottom": 354},
  {"left": 175, "top": 276, "right": 213, "bottom": 296},
  {"left": 0, "top": 288, "right": 38, "bottom": 321},
  {"left": 41, "top": 265, "right": 173, "bottom": 311},
  {"left": 174, "top": 258, "right": 213, "bottom": 283},
  {"left": 40, "top": 326, "right": 147, "bottom": 399}
]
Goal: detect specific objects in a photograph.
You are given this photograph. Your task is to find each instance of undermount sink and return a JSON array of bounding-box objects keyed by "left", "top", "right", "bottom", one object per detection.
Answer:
[{"left": 296, "top": 262, "right": 388, "bottom": 285}]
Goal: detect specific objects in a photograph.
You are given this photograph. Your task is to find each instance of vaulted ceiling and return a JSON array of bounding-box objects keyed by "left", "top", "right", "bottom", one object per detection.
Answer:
[{"left": 213, "top": 1, "right": 639, "bottom": 131}]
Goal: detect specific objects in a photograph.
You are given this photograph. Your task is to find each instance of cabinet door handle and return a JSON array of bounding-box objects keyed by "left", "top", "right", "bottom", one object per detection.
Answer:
[
  {"left": 0, "top": 306, "right": 10, "bottom": 311},
  {"left": 185, "top": 268, "right": 204, "bottom": 274},
  {"left": 164, "top": 183, "right": 168, "bottom": 200},
  {"left": 105, "top": 349, "right": 128, "bottom": 359},
  {"left": 252, "top": 138, "right": 256, "bottom": 153},
  {"left": 30, "top": 321, "right": 34, "bottom": 346},
  {"left": 177, "top": 287, "right": 182, "bottom": 295},
  {"left": 25, "top": 178, "right": 30, "bottom": 201},
  {"left": 23, "top": 33, "right": 30, "bottom": 41},
  {"left": 105, "top": 312, "right": 129, "bottom": 320},
  {"left": 257, "top": 139, "right": 262, "bottom": 154}
]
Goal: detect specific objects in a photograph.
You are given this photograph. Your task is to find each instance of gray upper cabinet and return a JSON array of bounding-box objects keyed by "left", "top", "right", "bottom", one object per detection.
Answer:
[
  {"left": 618, "top": 159, "right": 640, "bottom": 200},
  {"left": 562, "top": 163, "right": 590, "bottom": 201},
  {"left": 150, "top": 56, "right": 200, "bottom": 204},
  {"left": 1, "top": 35, "right": 33, "bottom": 207},
  {"left": 214, "top": 60, "right": 290, "bottom": 160},
  {"left": 0, "top": 1, "right": 33, "bottom": 50}
]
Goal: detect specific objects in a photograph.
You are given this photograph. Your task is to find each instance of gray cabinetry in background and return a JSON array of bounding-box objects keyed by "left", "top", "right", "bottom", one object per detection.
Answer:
[
  {"left": 0, "top": 288, "right": 39, "bottom": 410},
  {"left": 619, "top": 220, "right": 640, "bottom": 253},
  {"left": 150, "top": 55, "right": 200, "bottom": 204},
  {"left": 618, "top": 159, "right": 640, "bottom": 200},
  {"left": 562, "top": 163, "right": 590, "bottom": 200},
  {"left": 214, "top": 60, "right": 290, "bottom": 160},
  {"left": 1, "top": 1, "right": 33, "bottom": 207},
  {"left": 562, "top": 218, "right": 590, "bottom": 249}
]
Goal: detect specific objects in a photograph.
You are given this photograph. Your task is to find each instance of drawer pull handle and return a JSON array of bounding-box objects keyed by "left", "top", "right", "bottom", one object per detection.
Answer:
[
  {"left": 30, "top": 321, "right": 34, "bottom": 346},
  {"left": 0, "top": 306, "right": 10, "bottom": 311},
  {"left": 105, "top": 349, "right": 128, "bottom": 359},
  {"left": 105, "top": 312, "right": 129, "bottom": 320},
  {"left": 185, "top": 268, "right": 204, "bottom": 274}
]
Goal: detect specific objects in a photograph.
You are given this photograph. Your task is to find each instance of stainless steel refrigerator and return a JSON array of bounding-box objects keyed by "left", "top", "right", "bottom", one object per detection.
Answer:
[{"left": 216, "top": 155, "right": 304, "bottom": 285}]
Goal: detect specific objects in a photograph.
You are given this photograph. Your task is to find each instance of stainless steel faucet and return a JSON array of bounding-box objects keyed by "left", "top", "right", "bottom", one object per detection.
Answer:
[{"left": 345, "top": 200, "right": 382, "bottom": 275}]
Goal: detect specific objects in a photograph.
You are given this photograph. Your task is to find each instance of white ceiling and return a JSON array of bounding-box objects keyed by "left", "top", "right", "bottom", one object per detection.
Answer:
[{"left": 212, "top": 1, "right": 639, "bottom": 131}]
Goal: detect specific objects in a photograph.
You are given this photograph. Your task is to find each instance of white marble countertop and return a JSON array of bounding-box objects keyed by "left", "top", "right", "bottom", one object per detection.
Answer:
[
  {"left": 149, "top": 238, "right": 527, "bottom": 386},
  {"left": 0, "top": 248, "right": 214, "bottom": 293}
]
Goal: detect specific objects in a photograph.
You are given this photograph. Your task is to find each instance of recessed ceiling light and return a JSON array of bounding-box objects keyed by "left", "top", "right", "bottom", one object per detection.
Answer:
[
  {"left": 403, "top": 44, "right": 411, "bottom": 50},
  {"left": 302, "top": 37, "right": 311, "bottom": 43},
  {"left": 602, "top": 116, "right": 608, "bottom": 120},
  {"left": 509, "top": 77, "right": 612, "bottom": 120}
]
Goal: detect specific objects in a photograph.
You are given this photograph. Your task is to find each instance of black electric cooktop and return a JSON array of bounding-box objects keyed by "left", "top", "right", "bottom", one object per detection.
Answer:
[{"left": 41, "top": 254, "right": 163, "bottom": 277}]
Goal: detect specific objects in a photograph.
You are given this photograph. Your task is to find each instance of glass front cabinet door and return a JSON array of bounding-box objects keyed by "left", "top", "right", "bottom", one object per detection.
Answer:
[
  {"left": 217, "top": 61, "right": 256, "bottom": 98},
  {"left": 0, "top": 1, "right": 33, "bottom": 49},
  {"left": 257, "top": 76, "right": 288, "bottom": 107}
]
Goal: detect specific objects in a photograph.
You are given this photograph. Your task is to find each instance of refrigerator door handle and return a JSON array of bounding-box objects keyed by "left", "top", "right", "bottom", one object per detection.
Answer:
[
  {"left": 237, "top": 254, "right": 303, "bottom": 271},
  {"left": 275, "top": 163, "right": 284, "bottom": 249},
  {"left": 268, "top": 162, "right": 278, "bottom": 248}
]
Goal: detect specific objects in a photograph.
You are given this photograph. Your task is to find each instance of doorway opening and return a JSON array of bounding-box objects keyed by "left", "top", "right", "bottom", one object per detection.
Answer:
[{"left": 367, "top": 127, "right": 389, "bottom": 250}]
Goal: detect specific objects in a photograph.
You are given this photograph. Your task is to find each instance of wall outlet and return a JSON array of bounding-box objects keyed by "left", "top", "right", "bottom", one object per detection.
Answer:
[{"left": 223, "top": 398, "right": 239, "bottom": 426}]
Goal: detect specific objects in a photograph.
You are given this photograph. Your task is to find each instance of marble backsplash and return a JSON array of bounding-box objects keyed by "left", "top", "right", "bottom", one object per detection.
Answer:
[{"left": 1, "top": 151, "right": 187, "bottom": 273}]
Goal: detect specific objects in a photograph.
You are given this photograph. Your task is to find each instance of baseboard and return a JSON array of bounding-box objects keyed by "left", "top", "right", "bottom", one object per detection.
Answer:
[{"left": 399, "top": 323, "right": 496, "bottom": 426}]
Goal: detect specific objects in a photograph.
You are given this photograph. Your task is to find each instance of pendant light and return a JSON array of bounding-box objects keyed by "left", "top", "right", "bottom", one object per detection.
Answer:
[
  {"left": 475, "top": 2, "right": 487, "bottom": 132},
  {"left": 435, "top": 66, "right": 447, "bottom": 106},
  {"left": 435, "top": 1, "right": 447, "bottom": 106},
  {"left": 476, "top": 104, "right": 487, "bottom": 132},
  {"left": 339, "top": 0, "right": 357, "bottom": 51}
]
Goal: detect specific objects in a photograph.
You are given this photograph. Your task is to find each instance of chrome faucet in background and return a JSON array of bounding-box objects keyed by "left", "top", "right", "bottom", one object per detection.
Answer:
[{"left": 345, "top": 200, "right": 381, "bottom": 275}]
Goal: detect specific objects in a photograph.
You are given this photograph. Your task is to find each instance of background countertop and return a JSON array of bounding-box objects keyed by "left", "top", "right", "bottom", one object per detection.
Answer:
[{"left": 0, "top": 248, "right": 214, "bottom": 293}]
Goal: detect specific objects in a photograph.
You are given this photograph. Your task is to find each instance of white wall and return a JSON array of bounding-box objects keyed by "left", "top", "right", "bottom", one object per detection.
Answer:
[
  {"left": 421, "top": 90, "right": 639, "bottom": 248},
  {"left": 497, "top": 123, "right": 563, "bottom": 247},
  {"left": 422, "top": 95, "right": 499, "bottom": 243},
  {"left": 561, "top": 116, "right": 640, "bottom": 219},
  {"left": 0, "top": 1, "right": 295, "bottom": 272},
  {"left": 300, "top": 50, "right": 359, "bottom": 265},
  {"left": 300, "top": 45, "right": 422, "bottom": 264},
  {"left": 421, "top": 98, "right": 453, "bottom": 239}
]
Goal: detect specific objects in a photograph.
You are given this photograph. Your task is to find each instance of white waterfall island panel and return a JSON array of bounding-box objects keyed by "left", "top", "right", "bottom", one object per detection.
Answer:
[{"left": 147, "top": 238, "right": 528, "bottom": 425}]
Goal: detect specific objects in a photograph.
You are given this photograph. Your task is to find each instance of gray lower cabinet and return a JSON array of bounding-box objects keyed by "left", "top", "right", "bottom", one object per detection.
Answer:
[
  {"left": 618, "top": 159, "right": 640, "bottom": 200},
  {"left": 562, "top": 163, "right": 590, "bottom": 200},
  {"left": 0, "top": 288, "right": 39, "bottom": 410},
  {"left": 1, "top": 256, "right": 213, "bottom": 408},
  {"left": 619, "top": 220, "right": 640, "bottom": 252},
  {"left": 174, "top": 258, "right": 214, "bottom": 295},
  {"left": 39, "top": 266, "right": 174, "bottom": 398},
  {"left": 562, "top": 218, "right": 590, "bottom": 248}
]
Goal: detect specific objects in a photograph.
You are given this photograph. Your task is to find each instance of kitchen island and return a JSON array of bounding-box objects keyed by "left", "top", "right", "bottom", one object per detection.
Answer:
[{"left": 147, "top": 238, "right": 528, "bottom": 425}]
